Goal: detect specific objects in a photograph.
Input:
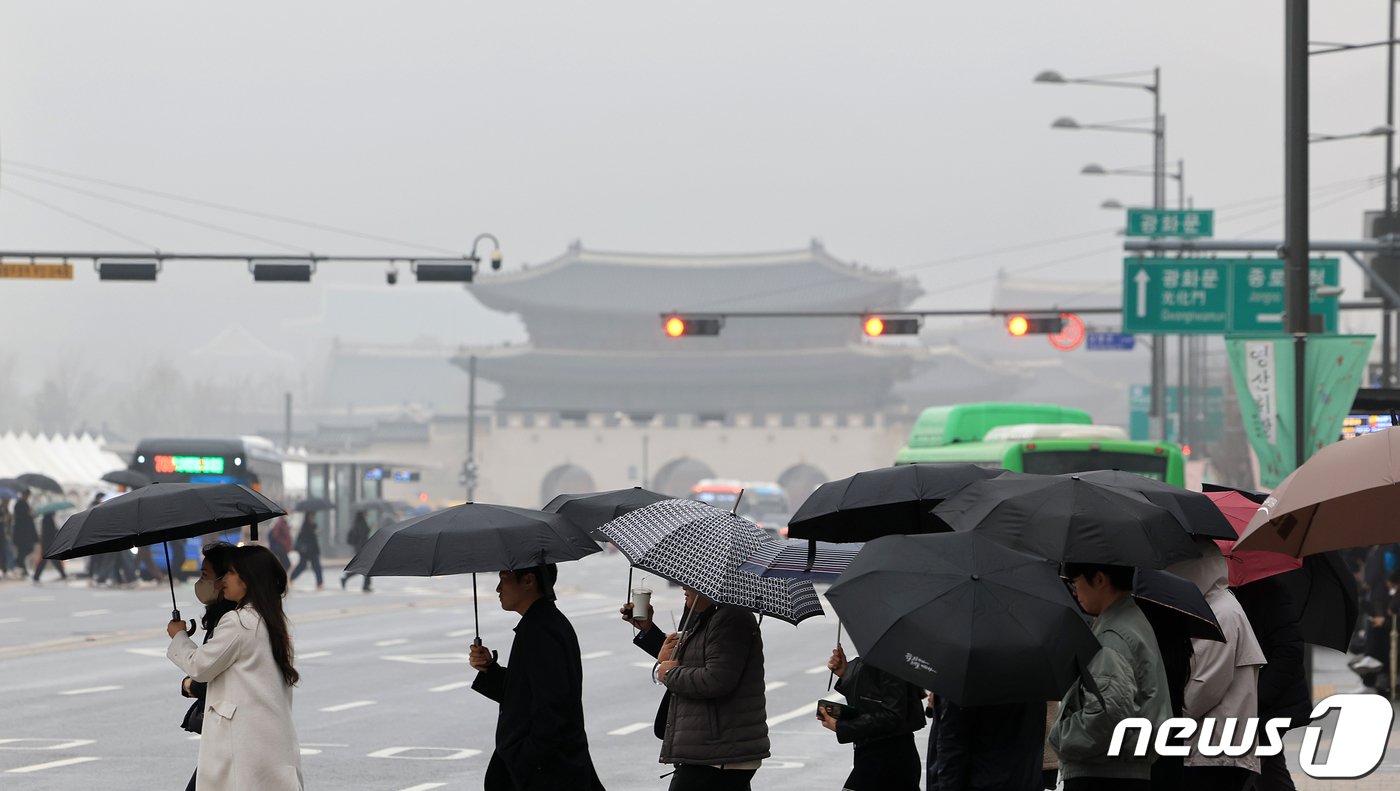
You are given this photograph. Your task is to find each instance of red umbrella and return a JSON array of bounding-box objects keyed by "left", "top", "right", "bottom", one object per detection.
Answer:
[{"left": 1206, "top": 490, "right": 1302, "bottom": 587}]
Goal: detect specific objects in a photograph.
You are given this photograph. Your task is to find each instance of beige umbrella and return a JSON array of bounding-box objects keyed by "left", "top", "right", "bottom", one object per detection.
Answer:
[{"left": 1234, "top": 427, "right": 1400, "bottom": 556}]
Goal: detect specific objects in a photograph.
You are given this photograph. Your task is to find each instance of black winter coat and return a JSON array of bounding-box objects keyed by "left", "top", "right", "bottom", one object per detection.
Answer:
[
  {"left": 831, "top": 657, "right": 926, "bottom": 745},
  {"left": 634, "top": 624, "right": 672, "bottom": 739},
  {"left": 1234, "top": 576, "right": 1312, "bottom": 730},
  {"left": 471, "top": 599, "right": 604, "bottom": 791},
  {"left": 11, "top": 500, "right": 36, "bottom": 553},
  {"left": 659, "top": 605, "right": 770, "bottom": 766},
  {"left": 932, "top": 699, "right": 1046, "bottom": 791}
]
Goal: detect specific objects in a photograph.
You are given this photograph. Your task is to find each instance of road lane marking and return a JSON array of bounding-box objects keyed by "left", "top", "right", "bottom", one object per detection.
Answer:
[
  {"left": 0, "top": 739, "right": 96, "bottom": 750},
  {"left": 398, "top": 785, "right": 448, "bottom": 791},
  {"left": 446, "top": 628, "right": 475, "bottom": 638},
  {"left": 125, "top": 647, "right": 169, "bottom": 657},
  {"left": 430, "top": 681, "right": 472, "bottom": 692},
  {"left": 765, "top": 681, "right": 788, "bottom": 692},
  {"left": 321, "top": 700, "right": 377, "bottom": 712},
  {"left": 72, "top": 609, "right": 111, "bottom": 618},
  {"left": 368, "top": 746, "right": 482, "bottom": 760},
  {"left": 301, "top": 651, "right": 332, "bottom": 659},
  {"left": 383, "top": 653, "right": 469, "bottom": 665},
  {"left": 59, "top": 685, "right": 122, "bottom": 695},
  {"left": 0, "top": 617, "right": 23, "bottom": 624},
  {"left": 565, "top": 605, "right": 629, "bottom": 618},
  {"left": 804, "top": 665, "right": 829, "bottom": 674},
  {"left": 581, "top": 650, "right": 613, "bottom": 660},
  {"left": 608, "top": 722, "right": 652, "bottom": 736},
  {"left": 632, "top": 661, "right": 655, "bottom": 668},
  {"left": 767, "top": 703, "right": 819, "bottom": 727},
  {"left": 374, "top": 638, "right": 409, "bottom": 647},
  {"left": 6, "top": 756, "right": 101, "bottom": 773},
  {"left": 20, "top": 596, "right": 53, "bottom": 602}
]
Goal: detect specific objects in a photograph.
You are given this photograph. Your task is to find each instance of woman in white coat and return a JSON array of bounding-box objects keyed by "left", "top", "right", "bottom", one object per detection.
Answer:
[{"left": 167, "top": 544, "right": 304, "bottom": 790}]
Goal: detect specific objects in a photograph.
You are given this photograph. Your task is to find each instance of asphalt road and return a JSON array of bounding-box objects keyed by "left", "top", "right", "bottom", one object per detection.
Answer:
[
  {"left": 3, "top": 551, "right": 1398, "bottom": 790},
  {"left": 0, "top": 550, "right": 873, "bottom": 790}
]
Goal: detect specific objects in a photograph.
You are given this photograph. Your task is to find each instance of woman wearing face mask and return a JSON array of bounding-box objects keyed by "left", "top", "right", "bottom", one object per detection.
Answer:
[
  {"left": 178, "top": 542, "right": 238, "bottom": 791},
  {"left": 167, "top": 544, "right": 304, "bottom": 790}
]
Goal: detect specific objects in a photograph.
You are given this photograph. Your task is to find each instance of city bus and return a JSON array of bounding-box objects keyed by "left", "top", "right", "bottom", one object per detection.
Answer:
[
  {"left": 128, "top": 436, "right": 286, "bottom": 571},
  {"left": 894, "top": 402, "right": 1186, "bottom": 487}
]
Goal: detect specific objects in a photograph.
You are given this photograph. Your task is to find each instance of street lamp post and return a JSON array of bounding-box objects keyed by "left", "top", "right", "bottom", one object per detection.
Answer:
[{"left": 1040, "top": 67, "right": 1169, "bottom": 441}]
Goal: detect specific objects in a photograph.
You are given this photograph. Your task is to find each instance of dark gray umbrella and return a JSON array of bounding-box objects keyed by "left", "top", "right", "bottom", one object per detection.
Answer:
[
  {"left": 598, "top": 499, "right": 824, "bottom": 625},
  {"left": 101, "top": 469, "right": 152, "bottom": 489},
  {"left": 544, "top": 487, "right": 671, "bottom": 540},
  {"left": 294, "top": 496, "right": 334, "bottom": 512},
  {"left": 1073, "top": 470, "right": 1236, "bottom": 541},
  {"left": 344, "top": 502, "right": 602, "bottom": 642},
  {"left": 16, "top": 473, "right": 62, "bottom": 494},
  {"left": 1132, "top": 567, "right": 1225, "bottom": 642},
  {"left": 787, "top": 464, "right": 1004, "bottom": 543},
  {"left": 826, "top": 531, "right": 1101, "bottom": 706},
  {"left": 44, "top": 482, "right": 286, "bottom": 628},
  {"left": 934, "top": 473, "right": 1201, "bottom": 569}
]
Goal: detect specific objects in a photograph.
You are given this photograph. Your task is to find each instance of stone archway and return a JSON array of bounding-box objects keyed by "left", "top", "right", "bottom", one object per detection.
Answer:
[
  {"left": 651, "top": 457, "right": 716, "bottom": 498},
  {"left": 777, "top": 463, "right": 829, "bottom": 511},
  {"left": 539, "top": 463, "right": 597, "bottom": 506}
]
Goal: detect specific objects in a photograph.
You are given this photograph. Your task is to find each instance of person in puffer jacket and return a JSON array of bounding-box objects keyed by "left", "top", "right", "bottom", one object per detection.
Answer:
[{"left": 655, "top": 588, "right": 769, "bottom": 791}]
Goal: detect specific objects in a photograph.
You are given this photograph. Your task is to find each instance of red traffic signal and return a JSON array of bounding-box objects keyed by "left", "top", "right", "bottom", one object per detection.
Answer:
[
  {"left": 862, "top": 315, "right": 921, "bottom": 337},
  {"left": 1006, "top": 314, "right": 1064, "bottom": 336},
  {"left": 662, "top": 314, "right": 722, "bottom": 337}
]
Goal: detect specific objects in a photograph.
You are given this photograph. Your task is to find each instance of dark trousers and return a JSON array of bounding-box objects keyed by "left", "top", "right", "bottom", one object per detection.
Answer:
[
  {"left": 1181, "top": 765, "right": 1256, "bottom": 791},
  {"left": 1043, "top": 768, "right": 1058, "bottom": 790},
  {"left": 1245, "top": 754, "right": 1296, "bottom": 791},
  {"left": 668, "top": 765, "right": 756, "bottom": 791},
  {"left": 32, "top": 557, "right": 64, "bottom": 580},
  {"left": 1065, "top": 779, "right": 1152, "bottom": 791},
  {"left": 845, "top": 734, "right": 920, "bottom": 791},
  {"left": 290, "top": 552, "right": 322, "bottom": 586}
]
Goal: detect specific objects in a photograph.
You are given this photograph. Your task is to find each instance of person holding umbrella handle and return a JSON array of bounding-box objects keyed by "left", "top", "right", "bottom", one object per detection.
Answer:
[
  {"left": 817, "top": 643, "right": 926, "bottom": 791},
  {"left": 469, "top": 565, "right": 605, "bottom": 791}
]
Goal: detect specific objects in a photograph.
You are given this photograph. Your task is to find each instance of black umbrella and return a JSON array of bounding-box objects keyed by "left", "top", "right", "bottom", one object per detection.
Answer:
[
  {"left": 17, "top": 473, "right": 63, "bottom": 494},
  {"left": 787, "top": 464, "right": 1004, "bottom": 543},
  {"left": 1268, "top": 552, "right": 1359, "bottom": 652},
  {"left": 934, "top": 473, "right": 1201, "bottom": 569},
  {"left": 344, "top": 502, "right": 602, "bottom": 642},
  {"left": 101, "top": 469, "right": 152, "bottom": 489},
  {"left": 544, "top": 487, "right": 671, "bottom": 540},
  {"left": 1132, "top": 567, "right": 1225, "bottom": 642},
  {"left": 44, "top": 482, "right": 286, "bottom": 629},
  {"left": 1073, "top": 470, "right": 1237, "bottom": 541},
  {"left": 294, "top": 496, "right": 334, "bottom": 512},
  {"left": 598, "top": 499, "right": 824, "bottom": 625},
  {"left": 826, "top": 531, "right": 1102, "bottom": 706}
]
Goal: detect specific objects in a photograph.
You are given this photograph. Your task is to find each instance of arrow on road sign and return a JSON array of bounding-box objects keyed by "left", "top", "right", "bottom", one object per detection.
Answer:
[{"left": 1134, "top": 268, "right": 1150, "bottom": 318}]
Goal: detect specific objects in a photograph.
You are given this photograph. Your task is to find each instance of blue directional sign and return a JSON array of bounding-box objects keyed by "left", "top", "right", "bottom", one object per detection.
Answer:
[{"left": 1086, "top": 332, "right": 1136, "bottom": 351}]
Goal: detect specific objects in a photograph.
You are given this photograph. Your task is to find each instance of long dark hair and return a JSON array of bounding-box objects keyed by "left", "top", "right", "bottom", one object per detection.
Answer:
[
  {"left": 200, "top": 541, "right": 239, "bottom": 631},
  {"left": 228, "top": 545, "right": 300, "bottom": 687}
]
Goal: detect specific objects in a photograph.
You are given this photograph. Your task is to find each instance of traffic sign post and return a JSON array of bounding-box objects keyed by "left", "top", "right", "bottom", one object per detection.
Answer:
[
  {"left": 1126, "top": 208, "right": 1214, "bottom": 238},
  {"left": 1122, "top": 257, "right": 1340, "bottom": 334},
  {"left": 1086, "top": 332, "right": 1136, "bottom": 351}
]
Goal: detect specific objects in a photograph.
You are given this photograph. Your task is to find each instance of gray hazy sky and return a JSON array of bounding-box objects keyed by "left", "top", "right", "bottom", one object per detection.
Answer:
[{"left": 0, "top": 2, "right": 1389, "bottom": 385}]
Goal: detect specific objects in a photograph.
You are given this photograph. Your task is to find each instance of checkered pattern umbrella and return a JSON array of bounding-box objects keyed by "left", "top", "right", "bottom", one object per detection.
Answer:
[
  {"left": 599, "top": 499, "right": 824, "bottom": 625},
  {"left": 738, "top": 539, "right": 862, "bottom": 582}
]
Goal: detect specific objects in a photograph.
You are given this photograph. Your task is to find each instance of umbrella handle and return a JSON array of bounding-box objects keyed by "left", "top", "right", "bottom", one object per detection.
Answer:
[{"left": 173, "top": 608, "right": 196, "bottom": 636}]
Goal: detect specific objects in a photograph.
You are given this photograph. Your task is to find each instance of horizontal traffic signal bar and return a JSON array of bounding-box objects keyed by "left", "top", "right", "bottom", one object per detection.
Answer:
[
  {"left": 663, "top": 314, "right": 724, "bottom": 337},
  {"left": 863, "top": 315, "right": 922, "bottom": 336}
]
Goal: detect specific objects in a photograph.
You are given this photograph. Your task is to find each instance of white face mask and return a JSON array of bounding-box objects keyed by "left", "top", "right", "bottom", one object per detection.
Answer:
[{"left": 194, "top": 578, "right": 221, "bottom": 605}]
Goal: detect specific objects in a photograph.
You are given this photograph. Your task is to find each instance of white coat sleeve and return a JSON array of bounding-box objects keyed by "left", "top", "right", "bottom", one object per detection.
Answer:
[{"left": 167, "top": 611, "right": 245, "bottom": 683}]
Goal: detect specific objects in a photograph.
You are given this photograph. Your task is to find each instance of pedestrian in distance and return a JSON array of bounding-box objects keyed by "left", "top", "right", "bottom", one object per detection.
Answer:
[
  {"left": 0, "top": 496, "right": 13, "bottom": 577},
  {"left": 177, "top": 542, "right": 239, "bottom": 791},
  {"left": 167, "top": 544, "right": 303, "bottom": 790},
  {"left": 1049, "top": 563, "right": 1172, "bottom": 791},
  {"left": 821, "top": 643, "right": 926, "bottom": 791},
  {"left": 288, "top": 513, "right": 323, "bottom": 590},
  {"left": 31, "top": 511, "right": 66, "bottom": 583},
  {"left": 340, "top": 511, "right": 373, "bottom": 592},
  {"left": 11, "top": 489, "right": 36, "bottom": 578},
  {"left": 469, "top": 564, "right": 606, "bottom": 791},
  {"left": 653, "top": 587, "right": 769, "bottom": 791},
  {"left": 268, "top": 515, "right": 293, "bottom": 571},
  {"left": 1169, "top": 541, "right": 1267, "bottom": 791}
]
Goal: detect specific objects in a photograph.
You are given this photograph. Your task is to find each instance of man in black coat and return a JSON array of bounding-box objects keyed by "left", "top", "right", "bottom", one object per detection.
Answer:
[
  {"left": 471, "top": 564, "right": 605, "bottom": 791},
  {"left": 1233, "top": 576, "right": 1313, "bottom": 791},
  {"left": 932, "top": 698, "right": 1047, "bottom": 791}
]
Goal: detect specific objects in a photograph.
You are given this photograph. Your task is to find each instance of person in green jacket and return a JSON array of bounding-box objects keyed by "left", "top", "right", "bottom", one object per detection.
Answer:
[{"left": 1050, "top": 563, "right": 1173, "bottom": 791}]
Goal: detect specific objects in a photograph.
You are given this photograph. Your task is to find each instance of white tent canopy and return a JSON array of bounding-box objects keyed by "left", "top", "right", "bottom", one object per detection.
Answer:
[{"left": 0, "top": 432, "right": 126, "bottom": 491}]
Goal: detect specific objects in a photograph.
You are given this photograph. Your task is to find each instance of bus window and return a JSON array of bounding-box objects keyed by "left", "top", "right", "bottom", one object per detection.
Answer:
[{"left": 1021, "top": 450, "right": 1170, "bottom": 481}]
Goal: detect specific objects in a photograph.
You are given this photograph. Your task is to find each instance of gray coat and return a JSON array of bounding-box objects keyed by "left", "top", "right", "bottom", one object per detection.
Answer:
[{"left": 659, "top": 605, "right": 770, "bottom": 766}]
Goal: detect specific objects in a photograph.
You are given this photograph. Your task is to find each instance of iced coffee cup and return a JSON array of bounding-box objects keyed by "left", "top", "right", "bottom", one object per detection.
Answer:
[{"left": 631, "top": 587, "right": 653, "bottom": 622}]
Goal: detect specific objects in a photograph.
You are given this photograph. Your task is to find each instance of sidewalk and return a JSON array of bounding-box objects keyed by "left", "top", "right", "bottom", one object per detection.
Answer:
[{"left": 1290, "top": 648, "right": 1400, "bottom": 790}]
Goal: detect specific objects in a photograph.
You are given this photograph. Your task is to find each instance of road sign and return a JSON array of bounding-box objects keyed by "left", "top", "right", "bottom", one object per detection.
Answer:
[
  {"left": 1086, "top": 332, "right": 1136, "bottom": 351},
  {"left": 1048, "top": 313, "right": 1085, "bottom": 351},
  {"left": 1122, "top": 257, "right": 1340, "bottom": 334},
  {"left": 1129, "top": 384, "right": 1225, "bottom": 442},
  {"left": 1126, "top": 208, "right": 1214, "bottom": 238},
  {"left": 0, "top": 262, "right": 72, "bottom": 280}
]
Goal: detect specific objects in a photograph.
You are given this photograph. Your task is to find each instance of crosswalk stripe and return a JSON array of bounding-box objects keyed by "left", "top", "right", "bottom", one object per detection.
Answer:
[
  {"left": 608, "top": 722, "right": 652, "bottom": 736},
  {"left": 7, "top": 757, "right": 101, "bottom": 773}
]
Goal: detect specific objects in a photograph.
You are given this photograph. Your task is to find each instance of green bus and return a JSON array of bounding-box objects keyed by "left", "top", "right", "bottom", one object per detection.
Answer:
[{"left": 894, "top": 402, "right": 1186, "bottom": 487}]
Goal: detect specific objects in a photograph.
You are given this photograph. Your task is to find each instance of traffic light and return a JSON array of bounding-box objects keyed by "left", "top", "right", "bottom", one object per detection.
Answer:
[
  {"left": 862, "top": 315, "right": 921, "bottom": 336},
  {"left": 1006, "top": 314, "right": 1064, "bottom": 336},
  {"left": 662, "top": 314, "right": 723, "bottom": 337}
]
